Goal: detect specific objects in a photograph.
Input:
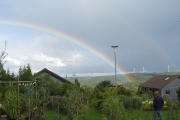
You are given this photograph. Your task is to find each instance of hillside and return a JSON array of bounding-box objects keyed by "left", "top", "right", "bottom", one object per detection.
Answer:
[{"left": 68, "top": 72, "right": 180, "bottom": 89}]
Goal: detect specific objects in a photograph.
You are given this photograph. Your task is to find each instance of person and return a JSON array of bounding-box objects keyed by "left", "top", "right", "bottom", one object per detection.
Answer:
[{"left": 153, "top": 91, "right": 164, "bottom": 120}]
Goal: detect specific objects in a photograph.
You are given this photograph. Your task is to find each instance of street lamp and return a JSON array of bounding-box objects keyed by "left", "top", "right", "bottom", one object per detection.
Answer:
[{"left": 111, "top": 46, "right": 118, "bottom": 87}]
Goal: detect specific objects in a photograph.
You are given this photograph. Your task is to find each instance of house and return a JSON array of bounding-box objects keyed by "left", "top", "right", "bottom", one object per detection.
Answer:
[
  {"left": 36, "top": 68, "right": 71, "bottom": 84},
  {"left": 140, "top": 75, "right": 180, "bottom": 99}
]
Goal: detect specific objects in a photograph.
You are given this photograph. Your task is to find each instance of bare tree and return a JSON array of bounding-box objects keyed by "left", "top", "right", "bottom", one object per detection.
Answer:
[
  {"left": 0, "top": 41, "right": 8, "bottom": 74},
  {"left": 0, "top": 40, "right": 8, "bottom": 68}
]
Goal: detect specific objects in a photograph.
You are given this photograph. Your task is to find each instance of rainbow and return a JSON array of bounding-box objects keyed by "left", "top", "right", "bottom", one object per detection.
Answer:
[{"left": 0, "top": 19, "right": 137, "bottom": 88}]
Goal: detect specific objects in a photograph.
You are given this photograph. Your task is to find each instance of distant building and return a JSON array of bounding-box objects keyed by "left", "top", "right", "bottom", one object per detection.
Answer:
[
  {"left": 140, "top": 75, "right": 180, "bottom": 100},
  {"left": 36, "top": 68, "right": 71, "bottom": 84}
]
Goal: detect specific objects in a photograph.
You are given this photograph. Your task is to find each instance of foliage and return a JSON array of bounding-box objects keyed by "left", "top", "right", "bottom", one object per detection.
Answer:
[
  {"left": 95, "top": 80, "right": 112, "bottom": 91},
  {"left": 75, "top": 78, "right": 80, "bottom": 87},
  {"left": 57, "top": 84, "right": 93, "bottom": 119},
  {"left": 81, "top": 85, "right": 94, "bottom": 106},
  {"left": 0, "top": 40, "right": 8, "bottom": 69},
  {"left": 178, "top": 87, "right": 180, "bottom": 102},
  {"left": 165, "top": 109, "right": 180, "bottom": 120},
  {"left": 35, "top": 73, "right": 53, "bottom": 117},
  {"left": 93, "top": 80, "right": 114, "bottom": 109},
  {"left": 142, "top": 100, "right": 168, "bottom": 111},
  {"left": 88, "top": 97, "right": 102, "bottom": 109},
  {"left": 2, "top": 83, "right": 21, "bottom": 119},
  {"left": 117, "top": 86, "right": 134, "bottom": 96},
  {"left": 63, "top": 84, "right": 85, "bottom": 116},
  {"left": 21, "top": 84, "right": 42, "bottom": 118},
  {"left": 58, "top": 83, "right": 72, "bottom": 96},
  {"left": 119, "top": 95, "right": 142, "bottom": 110},
  {"left": 18, "top": 64, "right": 33, "bottom": 81},
  {"left": 20, "top": 73, "right": 55, "bottom": 118},
  {"left": 136, "top": 85, "right": 145, "bottom": 95},
  {"left": 101, "top": 96, "right": 126, "bottom": 120},
  {"left": 163, "top": 95, "right": 179, "bottom": 110},
  {"left": 74, "top": 105, "right": 90, "bottom": 120},
  {"left": 0, "top": 92, "right": 2, "bottom": 98},
  {"left": 48, "top": 81, "right": 62, "bottom": 96},
  {"left": 140, "top": 93, "right": 149, "bottom": 101},
  {"left": 36, "top": 73, "right": 52, "bottom": 99}
]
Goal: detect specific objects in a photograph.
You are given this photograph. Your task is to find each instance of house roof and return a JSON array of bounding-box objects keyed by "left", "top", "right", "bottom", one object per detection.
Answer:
[
  {"left": 36, "top": 68, "right": 71, "bottom": 84},
  {"left": 140, "top": 75, "right": 180, "bottom": 89}
]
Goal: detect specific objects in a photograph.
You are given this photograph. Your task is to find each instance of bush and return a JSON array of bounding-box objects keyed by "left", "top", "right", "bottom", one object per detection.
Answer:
[
  {"left": 131, "top": 96, "right": 142, "bottom": 109},
  {"left": 101, "top": 96, "right": 126, "bottom": 120},
  {"left": 140, "top": 93, "right": 149, "bottom": 101},
  {"left": 163, "top": 95, "right": 178, "bottom": 110},
  {"left": 142, "top": 100, "right": 154, "bottom": 111},
  {"left": 117, "top": 86, "right": 134, "bottom": 96},
  {"left": 119, "top": 95, "right": 142, "bottom": 110},
  {"left": 142, "top": 100, "right": 168, "bottom": 111},
  {"left": 119, "top": 95, "right": 132, "bottom": 109}
]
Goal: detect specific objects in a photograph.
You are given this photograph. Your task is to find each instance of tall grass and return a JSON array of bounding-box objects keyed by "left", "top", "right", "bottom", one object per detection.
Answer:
[{"left": 119, "top": 95, "right": 142, "bottom": 110}]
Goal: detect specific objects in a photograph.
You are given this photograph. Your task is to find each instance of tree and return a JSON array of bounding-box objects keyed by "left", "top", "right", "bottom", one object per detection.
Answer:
[
  {"left": 2, "top": 83, "right": 20, "bottom": 119},
  {"left": 75, "top": 78, "right": 80, "bottom": 87},
  {"left": 63, "top": 84, "right": 89, "bottom": 119},
  {"left": 0, "top": 41, "right": 8, "bottom": 81},
  {"left": 0, "top": 41, "right": 8, "bottom": 68},
  {"left": 18, "top": 64, "right": 33, "bottom": 81},
  {"left": 136, "top": 84, "right": 145, "bottom": 95},
  {"left": 178, "top": 87, "right": 180, "bottom": 102},
  {"left": 95, "top": 80, "right": 112, "bottom": 92}
]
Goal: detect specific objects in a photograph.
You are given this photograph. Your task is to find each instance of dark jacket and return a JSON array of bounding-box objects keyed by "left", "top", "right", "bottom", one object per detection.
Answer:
[{"left": 153, "top": 95, "right": 164, "bottom": 110}]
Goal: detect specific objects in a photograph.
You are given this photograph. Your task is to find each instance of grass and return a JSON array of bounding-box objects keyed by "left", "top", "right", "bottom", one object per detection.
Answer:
[
  {"left": 126, "top": 109, "right": 180, "bottom": 120},
  {"left": 44, "top": 110, "right": 57, "bottom": 120},
  {"left": 44, "top": 109, "right": 102, "bottom": 120},
  {"left": 44, "top": 109, "right": 180, "bottom": 120}
]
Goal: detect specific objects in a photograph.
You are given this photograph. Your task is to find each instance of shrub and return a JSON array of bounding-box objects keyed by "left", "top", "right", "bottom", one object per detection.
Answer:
[
  {"left": 119, "top": 95, "right": 132, "bottom": 109},
  {"left": 177, "top": 87, "right": 180, "bottom": 102},
  {"left": 142, "top": 100, "right": 168, "bottom": 111},
  {"left": 140, "top": 93, "right": 149, "bottom": 101},
  {"left": 119, "top": 95, "right": 142, "bottom": 110},
  {"left": 131, "top": 96, "right": 142, "bottom": 110},
  {"left": 117, "top": 86, "right": 134, "bottom": 96},
  {"left": 163, "top": 95, "right": 178, "bottom": 110},
  {"left": 142, "top": 100, "right": 154, "bottom": 111},
  {"left": 101, "top": 96, "right": 126, "bottom": 120},
  {"left": 89, "top": 97, "right": 102, "bottom": 109}
]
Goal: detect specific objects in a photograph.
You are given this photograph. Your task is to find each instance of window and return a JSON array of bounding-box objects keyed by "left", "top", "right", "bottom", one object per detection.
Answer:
[
  {"left": 165, "top": 76, "right": 171, "bottom": 80},
  {"left": 166, "top": 90, "right": 170, "bottom": 95}
]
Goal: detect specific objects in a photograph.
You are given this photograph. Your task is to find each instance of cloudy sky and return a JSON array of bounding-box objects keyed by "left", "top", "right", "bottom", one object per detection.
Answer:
[{"left": 0, "top": 0, "right": 180, "bottom": 77}]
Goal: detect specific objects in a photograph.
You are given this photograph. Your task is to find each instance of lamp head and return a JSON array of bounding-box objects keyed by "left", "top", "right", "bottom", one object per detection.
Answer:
[{"left": 111, "top": 46, "right": 118, "bottom": 52}]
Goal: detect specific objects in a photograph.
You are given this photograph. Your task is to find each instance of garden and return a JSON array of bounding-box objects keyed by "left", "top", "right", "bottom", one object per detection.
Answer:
[
  {"left": 1, "top": 73, "right": 180, "bottom": 120},
  {"left": 1, "top": 44, "right": 180, "bottom": 120}
]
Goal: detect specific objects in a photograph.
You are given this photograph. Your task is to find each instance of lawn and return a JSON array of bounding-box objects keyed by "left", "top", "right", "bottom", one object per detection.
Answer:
[
  {"left": 45, "top": 109, "right": 180, "bottom": 120},
  {"left": 126, "top": 109, "right": 180, "bottom": 120},
  {"left": 44, "top": 109, "right": 102, "bottom": 120}
]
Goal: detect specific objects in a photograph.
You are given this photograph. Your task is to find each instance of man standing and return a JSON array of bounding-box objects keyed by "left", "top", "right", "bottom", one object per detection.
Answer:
[{"left": 153, "top": 91, "right": 164, "bottom": 120}]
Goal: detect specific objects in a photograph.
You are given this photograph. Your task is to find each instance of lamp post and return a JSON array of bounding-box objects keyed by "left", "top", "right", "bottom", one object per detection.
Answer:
[{"left": 111, "top": 46, "right": 118, "bottom": 87}]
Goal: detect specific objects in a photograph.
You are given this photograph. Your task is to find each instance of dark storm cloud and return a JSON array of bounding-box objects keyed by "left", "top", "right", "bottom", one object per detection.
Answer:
[{"left": 1, "top": 0, "right": 180, "bottom": 76}]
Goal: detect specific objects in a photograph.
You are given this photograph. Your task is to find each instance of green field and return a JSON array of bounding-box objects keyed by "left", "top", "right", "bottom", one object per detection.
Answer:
[{"left": 45, "top": 109, "right": 180, "bottom": 120}]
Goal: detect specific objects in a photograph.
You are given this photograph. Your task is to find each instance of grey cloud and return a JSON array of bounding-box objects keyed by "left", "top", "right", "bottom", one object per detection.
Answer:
[{"left": 1, "top": 1, "right": 180, "bottom": 76}]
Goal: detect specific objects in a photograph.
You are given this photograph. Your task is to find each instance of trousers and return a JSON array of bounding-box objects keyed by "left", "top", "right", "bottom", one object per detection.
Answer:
[{"left": 154, "top": 110, "right": 163, "bottom": 120}]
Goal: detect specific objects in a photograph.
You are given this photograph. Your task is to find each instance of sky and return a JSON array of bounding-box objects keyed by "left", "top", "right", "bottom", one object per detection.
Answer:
[{"left": 0, "top": 0, "right": 180, "bottom": 77}]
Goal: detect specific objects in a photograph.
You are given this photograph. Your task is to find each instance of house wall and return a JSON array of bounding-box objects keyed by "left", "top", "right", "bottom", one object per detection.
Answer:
[
  {"left": 50, "top": 75, "right": 64, "bottom": 84},
  {"left": 162, "top": 78, "right": 180, "bottom": 100},
  {"left": 39, "top": 72, "right": 64, "bottom": 84}
]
